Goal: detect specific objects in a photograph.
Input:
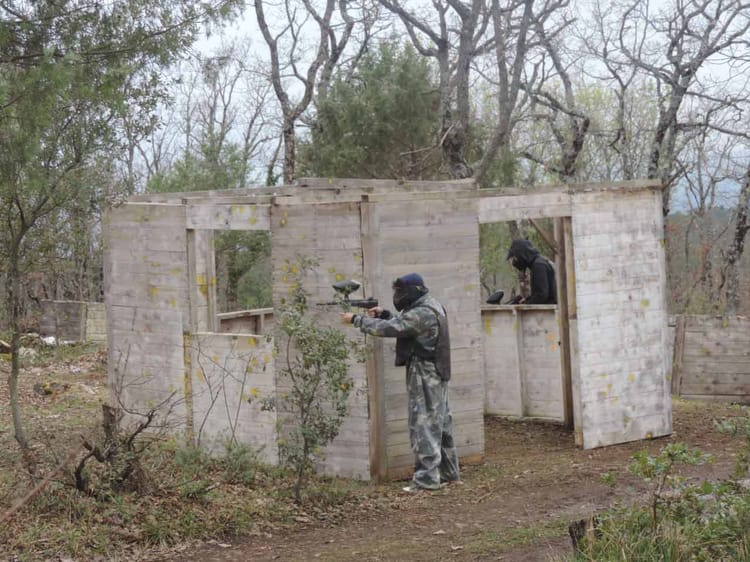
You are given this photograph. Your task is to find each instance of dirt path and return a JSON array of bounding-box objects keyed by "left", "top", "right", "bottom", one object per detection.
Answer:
[{"left": 153, "top": 400, "right": 744, "bottom": 562}]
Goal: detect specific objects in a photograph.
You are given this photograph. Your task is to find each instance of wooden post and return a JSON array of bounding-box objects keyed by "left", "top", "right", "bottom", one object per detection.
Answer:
[
  {"left": 514, "top": 308, "right": 528, "bottom": 417},
  {"left": 554, "top": 218, "right": 574, "bottom": 429},
  {"left": 529, "top": 217, "right": 560, "bottom": 256},
  {"left": 563, "top": 217, "right": 582, "bottom": 446},
  {"left": 361, "top": 195, "right": 386, "bottom": 481},
  {"left": 671, "top": 315, "right": 686, "bottom": 396}
]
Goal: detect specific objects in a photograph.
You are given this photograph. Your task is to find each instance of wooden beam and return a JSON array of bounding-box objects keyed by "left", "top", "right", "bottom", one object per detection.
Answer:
[
  {"left": 555, "top": 218, "right": 574, "bottom": 429},
  {"left": 529, "top": 217, "right": 560, "bottom": 255},
  {"left": 361, "top": 198, "right": 387, "bottom": 482},
  {"left": 671, "top": 315, "right": 686, "bottom": 395},
  {"left": 563, "top": 217, "right": 582, "bottom": 446}
]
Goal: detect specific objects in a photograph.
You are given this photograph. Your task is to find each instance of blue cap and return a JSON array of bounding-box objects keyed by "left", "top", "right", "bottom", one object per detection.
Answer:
[{"left": 394, "top": 273, "right": 425, "bottom": 288}]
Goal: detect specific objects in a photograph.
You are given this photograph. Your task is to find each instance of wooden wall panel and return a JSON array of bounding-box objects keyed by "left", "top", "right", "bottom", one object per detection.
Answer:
[
  {"left": 366, "top": 196, "right": 485, "bottom": 479},
  {"left": 186, "top": 204, "right": 271, "bottom": 230},
  {"left": 478, "top": 191, "right": 572, "bottom": 223},
  {"left": 673, "top": 315, "right": 750, "bottom": 402},
  {"left": 189, "top": 333, "right": 278, "bottom": 464},
  {"left": 40, "top": 300, "right": 87, "bottom": 342},
  {"left": 571, "top": 189, "right": 672, "bottom": 449},
  {"left": 270, "top": 200, "right": 371, "bottom": 480},
  {"left": 482, "top": 307, "right": 564, "bottom": 420},
  {"left": 104, "top": 204, "right": 190, "bottom": 430}
]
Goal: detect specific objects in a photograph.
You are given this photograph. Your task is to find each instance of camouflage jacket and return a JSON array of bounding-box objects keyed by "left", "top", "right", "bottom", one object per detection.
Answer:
[{"left": 353, "top": 294, "right": 451, "bottom": 380}]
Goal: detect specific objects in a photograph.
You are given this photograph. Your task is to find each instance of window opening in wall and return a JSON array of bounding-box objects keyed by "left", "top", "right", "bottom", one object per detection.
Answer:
[
  {"left": 214, "top": 230, "right": 272, "bottom": 313},
  {"left": 479, "top": 219, "right": 556, "bottom": 305},
  {"left": 211, "top": 230, "right": 273, "bottom": 336}
]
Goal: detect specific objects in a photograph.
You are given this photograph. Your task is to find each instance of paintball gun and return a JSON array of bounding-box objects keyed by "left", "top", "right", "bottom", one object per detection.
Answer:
[{"left": 318, "top": 280, "right": 378, "bottom": 311}]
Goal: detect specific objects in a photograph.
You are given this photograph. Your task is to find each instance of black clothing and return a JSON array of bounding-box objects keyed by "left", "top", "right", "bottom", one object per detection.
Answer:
[{"left": 507, "top": 239, "right": 557, "bottom": 305}]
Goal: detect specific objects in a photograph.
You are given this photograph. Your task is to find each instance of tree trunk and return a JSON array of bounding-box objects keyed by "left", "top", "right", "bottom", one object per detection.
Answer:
[
  {"left": 7, "top": 245, "right": 28, "bottom": 450},
  {"left": 282, "top": 120, "right": 296, "bottom": 185},
  {"left": 723, "top": 168, "right": 750, "bottom": 314}
]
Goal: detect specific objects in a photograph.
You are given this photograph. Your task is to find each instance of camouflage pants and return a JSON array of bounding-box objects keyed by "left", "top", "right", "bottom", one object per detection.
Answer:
[{"left": 407, "top": 361, "right": 460, "bottom": 490}]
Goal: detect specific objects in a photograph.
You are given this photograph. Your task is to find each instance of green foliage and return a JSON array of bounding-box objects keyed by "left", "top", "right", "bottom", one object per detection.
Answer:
[
  {"left": 479, "top": 222, "right": 514, "bottom": 298},
  {"left": 564, "top": 444, "right": 746, "bottom": 561},
  {"left": 265, "top": 256, "right": 363, "bottom": 502},
  {"left": 566, "top": 485, "right": 750, "bottom": 562},
  {"left": 0, "top": 0, "right": 240, "bottom": 449},
  {"left": 215, "top": 230, "right": 272, "bottom": 312},
  {"left": 600, "top": 471, "right": 617, "bottom": 488},
  {"left": 716, "top": 415, "right": 750, "bottom": 477},
  {"left": 300, "top": 40, "right": 441, "bottom": 179}
]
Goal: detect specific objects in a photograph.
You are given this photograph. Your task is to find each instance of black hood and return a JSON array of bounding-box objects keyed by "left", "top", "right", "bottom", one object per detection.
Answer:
[{"left": 507, "top": 239, "right": 540, "bottom": 270}]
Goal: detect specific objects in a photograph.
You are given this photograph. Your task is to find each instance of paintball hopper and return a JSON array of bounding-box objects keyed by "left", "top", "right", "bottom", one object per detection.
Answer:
[
  {"left": 486, "top": 290, "right": 504, "bottom": 305},
  {"left": 333, "top": 280, "right": 361, "bottom": 297}
]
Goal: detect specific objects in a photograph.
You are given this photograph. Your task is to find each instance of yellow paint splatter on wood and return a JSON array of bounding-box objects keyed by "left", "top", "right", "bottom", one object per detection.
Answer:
[
  {"left": 628, "top": 373, "right": 636, "bottom": 382},
  {"left": 335, "top": 273, "right": 344, "bottom": 281},
  {"left": 248, "top": 337, "right": 257, "bottom": 347},
  {"left": 640, "top": 299, "right": 650, "bottom": 308},
  {"left": 483, "top": 317, "right": 492, "bottom": 334}
]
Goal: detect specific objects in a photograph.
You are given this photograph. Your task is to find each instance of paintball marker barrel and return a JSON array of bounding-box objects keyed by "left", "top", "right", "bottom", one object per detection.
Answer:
[{"left": 317, "top": 280, "right": 378, "bottom": 309}]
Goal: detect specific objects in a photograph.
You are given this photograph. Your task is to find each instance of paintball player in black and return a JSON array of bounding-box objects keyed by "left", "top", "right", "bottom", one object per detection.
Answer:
[
  {"left": 506, "top": 239, "right": 557, "bottom": 304},
  {"left": 341, "top": 273, "right": 460, "bottom": 492}
]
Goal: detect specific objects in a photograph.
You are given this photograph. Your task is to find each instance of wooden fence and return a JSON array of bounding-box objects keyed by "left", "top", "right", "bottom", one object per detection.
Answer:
[{"left": 671, "top": 315, "right": 750, "bottom": 402}]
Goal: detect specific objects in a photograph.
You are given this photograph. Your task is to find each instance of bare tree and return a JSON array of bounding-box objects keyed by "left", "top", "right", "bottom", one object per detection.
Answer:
[
  {"left": 378, "top": 0, "right": 494, "bottom": 179},
  {"left": 473, "top": 0, "right": 535, "bottom": 184},
  {"left": 720, "top": 165, "right": 750, "bottom": 314},
  {"left": 254, "top": 0, "right": 371, "bottom": 184},
  {"left": 610, "top": 0, "right": 750, "bottom": 214}
]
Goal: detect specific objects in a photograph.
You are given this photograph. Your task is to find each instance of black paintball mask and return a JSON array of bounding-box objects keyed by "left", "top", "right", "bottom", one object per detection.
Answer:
[{"left": 392, "top": 273, "right": 428, "bottom": 311}]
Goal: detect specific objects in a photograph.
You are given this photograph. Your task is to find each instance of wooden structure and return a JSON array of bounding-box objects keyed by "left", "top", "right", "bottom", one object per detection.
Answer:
[
  {"left": 482, "top": 305, "right": 563, "bottom": 421},
  {"left": 671, "top": 315, "right": 750, "bottom": 402},
  {"left": 104, "top": 178, "right": 672, "bottom": 481},
  {"left": 217, "top": 308, "right": 274, "bottom": 335},
  {"left": 40, "top": 300, "right": 107, "bottom": 343}
]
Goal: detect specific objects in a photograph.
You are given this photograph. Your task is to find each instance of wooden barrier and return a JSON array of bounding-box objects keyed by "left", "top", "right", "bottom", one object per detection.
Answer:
[
  {"left": 671, "top": 315, "right": 750, "bottom": 402},
  {"left": 481, "top": 305, "right": 564, "bottom": 421}
]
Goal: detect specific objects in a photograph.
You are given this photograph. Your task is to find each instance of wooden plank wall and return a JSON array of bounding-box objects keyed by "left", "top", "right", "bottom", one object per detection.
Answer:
[
  {"left": 104, "top": 203, "right": 190, "bottom": 428},
  {"left": 40, "top": 300, "right": 87, "bottom": 342},
  {"left": 482, "top": 306, "right": 564, "bottom": 421},
  {"left": 365, "top": 195, "right": 484, "bottom": 479},
  {"left": 672, "top": 315, "right": 750, "bottom": 402},
  {"left": 270, "top": 199, "right": 372, "bottom": 480},
  {"left": 571, "top": 189, "right": 672, "bottom": 449},
  {"left": 85, "top": 303, "right": 107, "bottom": 342},
  {"left": 188, "top": 333, "right": 278, "bottom": 463}
]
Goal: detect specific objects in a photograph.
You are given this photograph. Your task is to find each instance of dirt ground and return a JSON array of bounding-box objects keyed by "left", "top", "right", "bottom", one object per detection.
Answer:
[
  {"left": 155, "top": 399, "right": 747, "bottom": 562},
  {"left": 1, "top": 345, "right": 745, "bottom": 562}
]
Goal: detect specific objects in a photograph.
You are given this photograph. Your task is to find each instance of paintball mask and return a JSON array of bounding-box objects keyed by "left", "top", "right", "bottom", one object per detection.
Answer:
[{"left": 392, "top": 273, "right": 428, "bottom": 311}]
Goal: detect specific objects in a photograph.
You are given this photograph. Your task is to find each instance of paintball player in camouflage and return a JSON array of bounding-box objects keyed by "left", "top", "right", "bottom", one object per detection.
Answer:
[{"left": 342, "top": 273, "right": 460, "bottom": 492}]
